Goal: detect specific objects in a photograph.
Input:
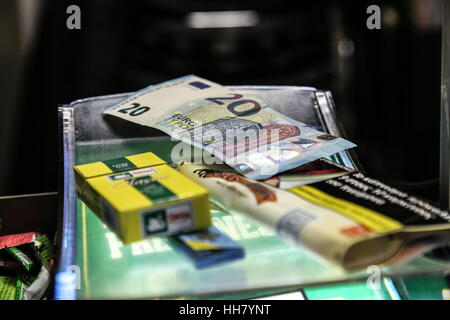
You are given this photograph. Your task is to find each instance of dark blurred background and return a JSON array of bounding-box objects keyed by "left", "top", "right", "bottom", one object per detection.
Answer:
[{"left": 0, "top": 0, "right": 443, "bottom": 202}]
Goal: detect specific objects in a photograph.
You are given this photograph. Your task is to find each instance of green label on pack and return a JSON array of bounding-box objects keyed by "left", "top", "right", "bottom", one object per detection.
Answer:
[
  {"left": 15, "top": 278, "right": 24, "bottom": 300},
  {"left": 141, "top": 209, "right": 168, "bottom": 236},
  {"left": 0, "top": 276, "right": 17, "bottom": 300},
  {"left": 103, "top": 157, "right": 137, "bottom": 172},
  {"left": 5, "top": 247, "right": 34, "bottom": 272},
  {"left": 130, "top": 176, "right": 178, "bottom": 204},
  {"left": 35, "top": 234, "right": 53, "bottom": 264}
]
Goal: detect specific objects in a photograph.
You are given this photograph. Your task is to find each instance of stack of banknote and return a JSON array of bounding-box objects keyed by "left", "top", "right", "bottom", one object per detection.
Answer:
[{"left": 103, "top": 75, "right": 356, "bottom": 180}]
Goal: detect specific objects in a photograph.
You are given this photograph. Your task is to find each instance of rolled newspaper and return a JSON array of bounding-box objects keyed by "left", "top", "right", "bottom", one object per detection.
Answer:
[{"left": 178, "top": 162, "right": 450, "bottom": 269}]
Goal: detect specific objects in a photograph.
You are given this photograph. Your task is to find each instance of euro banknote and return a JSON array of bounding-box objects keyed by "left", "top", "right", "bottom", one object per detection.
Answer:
[{"left": 103, "top": 75, "right": 356, "bottom": 179}]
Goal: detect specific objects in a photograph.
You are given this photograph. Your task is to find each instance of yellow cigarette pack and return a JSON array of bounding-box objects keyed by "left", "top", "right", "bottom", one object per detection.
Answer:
[{"left": 74, "top": 152, "right": 211, "bottom": 244}]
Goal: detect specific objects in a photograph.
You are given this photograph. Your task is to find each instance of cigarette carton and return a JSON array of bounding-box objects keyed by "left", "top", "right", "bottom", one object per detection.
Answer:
[{"left": 74, "top": 152, "right": 211, "bottom": 244}]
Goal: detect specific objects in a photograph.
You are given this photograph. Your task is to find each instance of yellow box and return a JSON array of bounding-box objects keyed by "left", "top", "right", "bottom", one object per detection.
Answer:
[{"left": 74, "top": 152, "right": 211, "bottom": 244}]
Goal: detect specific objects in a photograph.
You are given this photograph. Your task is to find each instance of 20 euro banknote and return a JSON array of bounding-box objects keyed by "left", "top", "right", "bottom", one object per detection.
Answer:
[{"left": 103, "top": 75, "right": 356, "bottom": 179}]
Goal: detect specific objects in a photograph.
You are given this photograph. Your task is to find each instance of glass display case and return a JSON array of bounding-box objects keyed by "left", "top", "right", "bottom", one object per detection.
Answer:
[{"left": 54, "top": 86, "right": 450, "bottom": 299}]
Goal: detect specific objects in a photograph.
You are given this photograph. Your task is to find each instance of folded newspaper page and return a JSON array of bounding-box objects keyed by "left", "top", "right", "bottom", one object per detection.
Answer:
[
  {"left": 103, "top": 75, "right": 356, "bottom": 180},
  {"left": 178, "top": 162, "right": 450, "bottom": 270},
  {"left": 263, "top": 158, "right": 356, "bottom": 189}
]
